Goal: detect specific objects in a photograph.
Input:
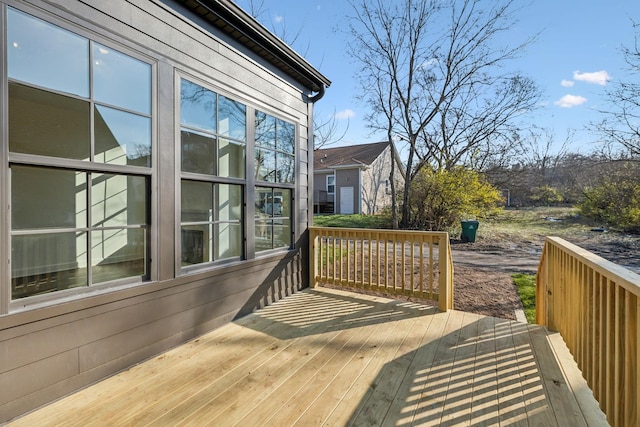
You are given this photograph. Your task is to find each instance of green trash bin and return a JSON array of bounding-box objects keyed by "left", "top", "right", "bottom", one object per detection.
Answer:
[{"left": 460, "top": 220, "right": 479, "bottom": 243}]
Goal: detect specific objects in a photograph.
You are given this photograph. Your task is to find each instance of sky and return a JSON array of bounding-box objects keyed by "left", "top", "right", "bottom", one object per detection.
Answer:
[{"left": 234, "top": 0, "right": 640, "bottom": 155}]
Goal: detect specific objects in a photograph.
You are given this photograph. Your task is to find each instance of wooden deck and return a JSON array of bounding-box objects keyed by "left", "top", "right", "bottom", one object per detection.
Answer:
[{"left": 8, "top": 287, "right": 608, "bottom": 426}]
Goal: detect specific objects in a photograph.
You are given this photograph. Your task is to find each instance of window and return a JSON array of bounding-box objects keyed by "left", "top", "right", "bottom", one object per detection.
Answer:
[
  {"left": 255, "top": 188, "right": 292, "bottom": 252},
  {"left": 7, "top": 8, "right": 152, "bottom": 300},
  {"left": 181, "top": 181, "right": 243, "bottom": 265},
  {"left": 327, "top": 175, "right": 335, "bottom": 194},
  {"left": 254, "top": 111, "right": 295, "bottom": 252},
  {"left": 254, "top": 112, "right": 295, "bottom": 183},
  {"left": 179, "top": 78, "right": 246, "bottom": 266}
]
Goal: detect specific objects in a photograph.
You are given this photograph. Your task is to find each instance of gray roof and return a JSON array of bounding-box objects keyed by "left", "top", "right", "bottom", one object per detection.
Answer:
[{"left": 314, "top": 142, "right": 390, "bottom": 170}]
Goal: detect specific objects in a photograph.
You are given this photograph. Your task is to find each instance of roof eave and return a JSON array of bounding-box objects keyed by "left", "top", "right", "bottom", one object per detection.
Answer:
[{"left": 176, "top": 0, "right": 331, "bottom": 93}]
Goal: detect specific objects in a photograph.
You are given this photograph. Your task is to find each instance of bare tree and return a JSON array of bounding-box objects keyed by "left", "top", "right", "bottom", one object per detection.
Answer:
[
  {"left": 592, "top": 21, "right": 640, "bottom": 157},
  {"left": 346, "top": 0, "right": 540, "bottom": 227},
  {"left": 313, "top": 110, "right": 350, "bottom": 149}
]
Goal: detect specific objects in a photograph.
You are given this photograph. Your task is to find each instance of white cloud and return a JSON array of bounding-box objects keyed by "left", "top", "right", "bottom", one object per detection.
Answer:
[
  {"left": 274, "top": 15, "right": 284, "bottom": 24},
  {"left": 561, "top": 80, "right": 574, "bottom": 87},
  {"left": 573, "top": 70, "right": 611, "bottom": 85},
  {"left": 334, "top": 109, "right": 355, "bottom": 120},
  {"left": 554, "top": 94, "right": 587, "bottom": 108}
]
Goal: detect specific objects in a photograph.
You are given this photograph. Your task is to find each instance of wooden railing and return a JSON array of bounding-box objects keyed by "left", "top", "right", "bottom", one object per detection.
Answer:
[
  {"left": 309, "top": 227, "right": 454, "bottom": 311},
  {"left": 537, "top": 236, "right": 640, "bottom": 427}
]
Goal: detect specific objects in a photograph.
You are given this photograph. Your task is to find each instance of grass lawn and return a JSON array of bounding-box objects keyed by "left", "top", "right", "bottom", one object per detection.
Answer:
[
  {"left": 313, "top": 214, "right": 391, "bottom": 229},
  {"left": 512, "top": 273, "right": 536, "bottom": 323}
]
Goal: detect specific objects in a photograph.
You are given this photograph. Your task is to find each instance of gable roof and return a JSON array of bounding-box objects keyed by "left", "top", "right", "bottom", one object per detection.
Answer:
[
  {"left": 314, "top": 142, "right": 390, "bottom": 170},
  {"left": 174, "top": 0, "right": 330, "bottom": 94}
]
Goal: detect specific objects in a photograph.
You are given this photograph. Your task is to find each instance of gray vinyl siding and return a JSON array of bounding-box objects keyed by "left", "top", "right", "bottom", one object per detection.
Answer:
[{"left": 0, "top": 0, "right": 318, "bottom": 422}]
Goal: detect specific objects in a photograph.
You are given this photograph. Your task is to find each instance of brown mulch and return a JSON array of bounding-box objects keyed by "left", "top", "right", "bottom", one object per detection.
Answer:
[{"left": 452, "top": 265, "right": 523, "bottom": 320}]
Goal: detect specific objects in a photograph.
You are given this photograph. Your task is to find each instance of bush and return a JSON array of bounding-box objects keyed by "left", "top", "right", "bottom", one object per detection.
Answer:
[
  {"left": 579, "top": 175, "right": 640, "bottom": 232},
  {"left": 408, "top": 167, "right": 503, "bottom": 231},
  {"left": 530, "top": 185, "right": 564, "bottom": 205}
]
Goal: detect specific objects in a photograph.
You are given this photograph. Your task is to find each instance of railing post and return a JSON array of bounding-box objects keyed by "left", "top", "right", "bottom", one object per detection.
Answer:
[
  {"left": 438, "top": 233, "right": 452, "bottom": 312},
  {"left": 536, "top": 239, "right": 548, "bottom": 327},
  {"left": 309, "top": 228, "right": 317, "bottom": 288}
]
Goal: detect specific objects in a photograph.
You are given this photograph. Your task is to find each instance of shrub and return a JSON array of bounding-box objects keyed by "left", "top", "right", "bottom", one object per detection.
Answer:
[
  {"left": 530, "top": 185, "right": 564, "bottom": 205},
  {"left": 408, "top": 167, "right": 503, "bottom": 231},
  {"left": 579, "top": 176, "right": 640, "bottom": 232}
]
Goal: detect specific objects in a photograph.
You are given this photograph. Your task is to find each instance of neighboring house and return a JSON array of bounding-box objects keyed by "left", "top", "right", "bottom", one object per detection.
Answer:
[
  {"left": 313, "top": 142, "right": 404, "bottom": 215},
  {"left": 0, "top": 0, "right": 329, "bottom": 422}
]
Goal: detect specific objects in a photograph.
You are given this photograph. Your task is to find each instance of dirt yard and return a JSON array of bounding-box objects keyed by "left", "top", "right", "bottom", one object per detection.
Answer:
[{"left": 451, "top": 230, "right": 640, "bottom": 320}]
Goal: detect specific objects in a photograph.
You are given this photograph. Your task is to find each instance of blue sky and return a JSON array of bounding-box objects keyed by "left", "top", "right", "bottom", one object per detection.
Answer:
[{"left": 235, "top": 0, "right": 640, "bottom": 154}]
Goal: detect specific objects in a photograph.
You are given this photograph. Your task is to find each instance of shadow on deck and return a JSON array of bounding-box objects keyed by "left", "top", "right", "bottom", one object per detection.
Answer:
[{"left": 7, "top": 287, "right": 607, "bottom": 426}]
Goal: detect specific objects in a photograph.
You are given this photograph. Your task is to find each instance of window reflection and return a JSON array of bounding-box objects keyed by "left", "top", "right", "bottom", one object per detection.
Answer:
[
  {"left": 9, "top": 83, "right": 90, "bottom": 160},
  {"left": 95, "top": 106, "right": 151, "bottom": 167},
  {"left": 7, "top": 8, "right": 89, "bottom": 97},
  {"left": 181, "top": 79, "right": 216, "bottom": 133},
  {"left": 254, "top": 187, "right": 291, "bottom": 252},
  {"left": 218, "top": 95, "right": 246, "bottom": 141},
  {"left": 11, "top": 165, "right": 87, "bottom": 230},
  {"left": 93, "top": 43, "right": 151, "bottom": 114},
  {"left": 254, "top": 111, "right": 295, "bottom": 184},
  {"left": 181, "top": 130, "right": 216, "bottom": 175},
  {"left": 180, "top": 181, "right": 243, "bottom": 265}
]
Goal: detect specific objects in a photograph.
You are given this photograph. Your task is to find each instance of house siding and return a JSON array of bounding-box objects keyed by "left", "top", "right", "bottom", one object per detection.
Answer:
[{"left": 0, "top": 0, "right": 323, "bottom": 422}]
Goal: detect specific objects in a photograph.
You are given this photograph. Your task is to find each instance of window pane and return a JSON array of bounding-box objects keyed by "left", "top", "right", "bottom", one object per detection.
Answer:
[
  {"left": 92, "top": 174, "right": 147, "bottom": 227},
  {"left": 216, "top": 184, "right": 242, "bottom": 221},
  {"left": 181, "top": 130, "right": 216, "bottom": 175},
  {"left": 12, "top": 166, "right": 87, "bottom": 230},
  {"left": 255, "top": 219, "right": 272, "bottom": 252},
  {"left": 218, "top": 95, "right": 246, "bottom": 141},
  {"left": 277, "top": 120, "right": 295, "bottom": 153},
  {"left": 273, "top": 219, "right": 291, "bottom": 249},
  {"left": 12, "top": 232, "right": 88, "bottom": 299},
  {"left": 180, "top": 79, "right": 216, "bottom": 133},
  {"left": 218, "top": 138, "right": 245, "bottom": 178},
  {"left": 215, "top": 222, "right": 242, "bottom": 260},
  {"left": 277, "top": 153, "right": 295, "bottom": 183},
  {"left": 255, "top": 187, "right": 273, "bottom": 218},
  {"left": 7, "top": 8, "right": 89, "bottom": 97},
  {"left": 255, "top": 112, "right": 275, "bottom": 149},
  {"left": 9, "top": 82, "right": 90, "bottom": 160},
  {"left": 93, "top": 43, "right": 151, "bottom": 114},
  {"left": 181, "top": 225, "right": 212, "bottom": 265},
  {"left": 95, "top": 106, "right": 151, "bottom": 167},
  {"left": 277, "top": 189, "right": 292, "bottom": 218},
  {"left": 92, "top": 228, "right": 146, "bottom": 283},
  {"left": 181, "top": 181, "right": 213, "bottom": 222},
  {"left": 255, "top": 149, "right": 276, "bottom": 182}
]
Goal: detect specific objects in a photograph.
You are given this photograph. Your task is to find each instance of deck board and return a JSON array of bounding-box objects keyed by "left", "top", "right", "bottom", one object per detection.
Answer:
[{"left": 7, "top": 287, "right": 607, "bottom": 427}]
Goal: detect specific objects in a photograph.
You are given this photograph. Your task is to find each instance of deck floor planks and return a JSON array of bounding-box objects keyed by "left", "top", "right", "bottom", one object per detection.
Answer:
[
  {"left": 210, "top": 299, "right": 401, "bottom": 426},
  {"left": 509, "top": 320, "right": 557, "bottom": 425},
  {"left": 377, "top": 309, "right": 449, "bottom": 427},
  {"left": 263, "top": 299, "right": 420, "bottom": 426},
  {"left": 493, "top": 317, "right": 529, "bottom": 426},
  {"left": 305, "top": 303, "right": 438, "bottom": 426},
  {"left": 407, "top": 307, "right": 467, "bottom": 426},
  {"left": 7, "top": 287, "right": 607, "bottom": 427}
]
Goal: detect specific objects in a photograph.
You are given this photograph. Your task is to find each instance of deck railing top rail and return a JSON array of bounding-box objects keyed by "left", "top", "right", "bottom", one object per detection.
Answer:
[
  {"left": 536, "top": 236, "right": 640, "bottom": 427},
  {"left": 309, "top": 227, "right": 453, "bottom": 311}
]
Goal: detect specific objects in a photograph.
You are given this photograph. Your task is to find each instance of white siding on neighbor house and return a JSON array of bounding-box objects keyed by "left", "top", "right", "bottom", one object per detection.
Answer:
[{"left": 361, "top": 146, "right": 403, "bottom": 215}]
